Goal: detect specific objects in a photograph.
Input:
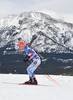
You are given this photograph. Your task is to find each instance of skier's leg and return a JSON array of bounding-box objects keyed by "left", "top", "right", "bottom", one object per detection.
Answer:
[
  {"left": 24, "top": 63, "right": 37, "bottom": 84},
  {"left": 27, "top": 63, "right": 37, "bottom": 77},
  {"left": 25, "top": 58, "right": 41, "bottom": 84}
]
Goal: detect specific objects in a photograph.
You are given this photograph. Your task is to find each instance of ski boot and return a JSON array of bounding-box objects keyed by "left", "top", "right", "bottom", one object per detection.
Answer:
[
  {"left": 32, "top": 77, "right": 38, "bottom": 85},
  {"left": 24, "top": 77, "right": 33, "bottom": 84}
]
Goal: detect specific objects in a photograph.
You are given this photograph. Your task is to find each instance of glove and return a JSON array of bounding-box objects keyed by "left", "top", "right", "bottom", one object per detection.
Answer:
[{"left": 23, "top": 56, "right": 30, "bottom": 62}]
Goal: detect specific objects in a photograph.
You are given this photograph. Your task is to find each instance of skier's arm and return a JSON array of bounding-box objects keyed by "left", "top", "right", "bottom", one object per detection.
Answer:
[
  {"left": 23, "top": 55, "right": 30, "bottom": 62},
  {"left": 28, "top": 49, "right": 35, "bottom": 57},
  {"left": 23, "top": 53, "right": 34, "bottom": 62},
  {"left": 23, "top": 48, "right": 35, "bottom": 62}
]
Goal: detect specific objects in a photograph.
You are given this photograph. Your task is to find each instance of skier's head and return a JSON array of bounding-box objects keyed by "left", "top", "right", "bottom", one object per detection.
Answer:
[{"left": 18, "top": 42, "right": 25, "bottom": 51}]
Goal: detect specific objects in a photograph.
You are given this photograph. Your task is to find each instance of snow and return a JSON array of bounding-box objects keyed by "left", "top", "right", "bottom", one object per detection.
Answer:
[
  {"left": 0, "top": 12, "right": 73, "bottom": 53},
  {"left": 0, "top": 74, "right": 73, "bottom": 100}
]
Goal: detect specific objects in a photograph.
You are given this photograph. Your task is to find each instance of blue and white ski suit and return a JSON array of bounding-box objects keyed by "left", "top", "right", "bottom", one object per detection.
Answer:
[{"left": 24, "top": 46, "right": 41, "bottom": 77}]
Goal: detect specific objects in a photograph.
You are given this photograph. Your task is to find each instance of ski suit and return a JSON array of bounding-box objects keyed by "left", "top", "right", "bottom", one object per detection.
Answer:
[{"left": 24, "top": 46, "right": 41, "bottom": 77}]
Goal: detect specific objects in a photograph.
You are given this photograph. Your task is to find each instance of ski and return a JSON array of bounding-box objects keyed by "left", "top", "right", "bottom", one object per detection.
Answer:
[
  {"left": 3, "top": 82, "right": 18, "bottom": 85},
  {"left": 18, "top": 83, "right": 38, "bottom": 86},
  {"left": 3, "top": 82, "right": 39, "bottom": 86},
  {"left": 3, "top": 82, "right": 49, "bottom": 86}
]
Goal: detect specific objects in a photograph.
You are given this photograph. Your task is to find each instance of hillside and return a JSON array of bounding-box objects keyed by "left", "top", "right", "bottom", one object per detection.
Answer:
[{"left": 0, "top": 12, "right": 73, "bottom": 75}]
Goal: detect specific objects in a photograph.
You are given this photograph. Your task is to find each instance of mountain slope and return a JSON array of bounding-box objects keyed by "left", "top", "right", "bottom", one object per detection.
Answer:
[
  {"left": 0, "top": 12, "right": 73, "bottom": 54},
  {"left": 0, "top": 12, "right": 73, "bottom": 74}
]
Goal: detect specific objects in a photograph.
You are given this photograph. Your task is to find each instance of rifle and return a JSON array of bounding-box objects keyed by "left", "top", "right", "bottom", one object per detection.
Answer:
[{"left": 18, "top": 37, "right": 44, "bottom": 59}]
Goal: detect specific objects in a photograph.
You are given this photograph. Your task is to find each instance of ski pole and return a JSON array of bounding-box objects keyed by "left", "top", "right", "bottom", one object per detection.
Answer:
[
  {"left": 32, "top": 62, "right": 62, "bottom": 87},
  {"left": 36, "top": 68, "right": 61, "bottom": 87},
  {"left": 38, "top": 67, "right": 62, "bottom": 87},
  {"left": 26, "top": 61, "right": 62, "bottom": 87}
]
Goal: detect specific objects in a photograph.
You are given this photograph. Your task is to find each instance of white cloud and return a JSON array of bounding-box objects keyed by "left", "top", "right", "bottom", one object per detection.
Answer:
[
  {"left": 37, "top": 0, "right": 73, "bottom": 23},
  {"left": 63, "top": 14, "right": 73, "bottom": 23},
  {"left": 39, "top": 10, "right": 73, "bottom": 23},
  {"left": 0, "top": 0, "right": 73, "bottom": 23},
  {"left": 39, "top": 10, "right": 64, "bottom": 19}
]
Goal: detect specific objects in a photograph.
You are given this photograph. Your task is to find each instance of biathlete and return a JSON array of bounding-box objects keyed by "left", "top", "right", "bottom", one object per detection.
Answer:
[{"left": 18, "top": 42, "right": 41, "bottom": 85}]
